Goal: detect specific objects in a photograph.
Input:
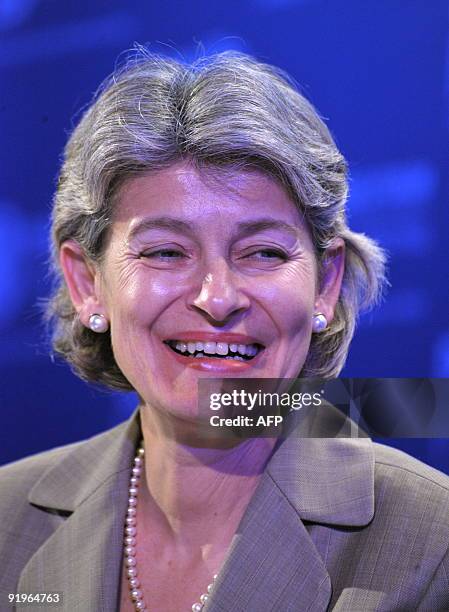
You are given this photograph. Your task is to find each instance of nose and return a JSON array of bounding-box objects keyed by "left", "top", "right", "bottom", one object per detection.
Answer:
[{"left": 189, "top": 258, "right": 251, "bottom": 323}]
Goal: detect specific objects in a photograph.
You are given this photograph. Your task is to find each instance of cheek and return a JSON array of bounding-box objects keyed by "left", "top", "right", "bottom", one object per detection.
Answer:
[
  {"left": 257, "top": 264, "right": 317, "bottom": 325},
  {"left": 106, "top": 269, "right": 177, "bottom": 321},
  {"left": 103, "top": 277, "right": 155, "bottom": 364},
  {"left": 105, "top": 272, "right": 187, "bottom": 375},
  {"left": 275, "top": 277, "right": 316, "bottom": 376}
]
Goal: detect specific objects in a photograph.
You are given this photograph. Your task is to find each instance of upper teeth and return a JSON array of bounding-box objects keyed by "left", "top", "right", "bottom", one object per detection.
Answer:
[{"left": 171, "top": 341, "right": 259, "bottom": 357}]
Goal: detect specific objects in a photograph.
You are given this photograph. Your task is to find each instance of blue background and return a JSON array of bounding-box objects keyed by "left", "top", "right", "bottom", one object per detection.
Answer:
[{"left": 1, "top": 0, "right": 448, "bottom": 471}]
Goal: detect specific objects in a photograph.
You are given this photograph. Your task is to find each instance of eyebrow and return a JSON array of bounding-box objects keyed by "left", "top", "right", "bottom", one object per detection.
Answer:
[
  {"left": 128, "top": 216, "right": 301, "bottom": 240},
  {"left": 235, "top": 219, "right": 301, "bottom": 239},
  {"left": 128, "top": 217, "right": 195, "bottom": 240}
]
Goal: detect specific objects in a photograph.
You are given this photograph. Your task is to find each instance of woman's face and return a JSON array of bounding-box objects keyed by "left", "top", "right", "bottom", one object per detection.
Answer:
[{"left": 63, "top": 163, "right": 344, "bottom": 421}]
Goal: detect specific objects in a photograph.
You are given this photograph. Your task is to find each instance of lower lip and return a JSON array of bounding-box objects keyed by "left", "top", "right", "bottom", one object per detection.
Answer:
[{"left": 162, "top": 343, "right": 264, "bottom": 372}]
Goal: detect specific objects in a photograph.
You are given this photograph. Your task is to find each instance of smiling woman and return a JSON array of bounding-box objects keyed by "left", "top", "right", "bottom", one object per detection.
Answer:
[
  {"left": 60, "top": 164, "right": 341, "bottom": 425},
  {"left": 1, "top": 50, "right": 449, "bottom": 612}
]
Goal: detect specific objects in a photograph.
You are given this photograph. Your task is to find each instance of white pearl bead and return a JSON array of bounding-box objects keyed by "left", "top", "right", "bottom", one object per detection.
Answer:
[
  {"left": 123, "top": 441, "right": 217, "bottom": 612},
  {"left": 89, "top": 314, "right": 108, "bottom": 333},
  {"left": 312, "top": 313, "right": 327, "bottom": 332}
]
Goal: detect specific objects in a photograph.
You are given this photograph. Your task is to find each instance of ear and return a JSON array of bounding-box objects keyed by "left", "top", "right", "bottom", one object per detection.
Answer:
[
  {"left": 314, "top": 238, "right": 345, "bottom": 323},
  {"left": 59, "top": 240, "right": 106, "bottom": 328}
]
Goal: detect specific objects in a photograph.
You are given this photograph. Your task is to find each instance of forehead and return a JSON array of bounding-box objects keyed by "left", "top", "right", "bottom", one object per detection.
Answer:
[{"left": 112, "top": 162, "right": 306, "bottom": 234}]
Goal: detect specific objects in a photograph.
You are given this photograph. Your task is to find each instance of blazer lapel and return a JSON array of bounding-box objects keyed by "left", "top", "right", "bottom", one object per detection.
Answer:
[
  {"left": 18, "top": 411, "right": 141, "bottom": 612},
  {"left": 17, "top": 404, "right": 375, "bottom": 612},
  {"left": 205, "top": 407, "right": 375, "bottom": 612},
  {"left": 204, "top": 472, "right": 332, "bottom": 612}
]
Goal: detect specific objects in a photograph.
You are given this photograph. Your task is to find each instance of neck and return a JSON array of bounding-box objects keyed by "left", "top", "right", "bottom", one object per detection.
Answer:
[{"left": 139, "top": 403, "right": 277, "bottom": 549}]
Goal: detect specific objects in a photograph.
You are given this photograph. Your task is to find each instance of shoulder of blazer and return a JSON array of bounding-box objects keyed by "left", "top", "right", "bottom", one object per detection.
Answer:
[
  {"left": 372, "top": 443, "right": 449, "bottom": 576},
  {"left": 0, "top": 417, "right": 128, "bottom": 504},
  {"left": 373, "top": 441, "right": 449, "bottom": 498}
]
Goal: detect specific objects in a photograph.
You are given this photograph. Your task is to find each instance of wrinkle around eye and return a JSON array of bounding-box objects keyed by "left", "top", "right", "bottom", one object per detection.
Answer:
[{"left": 114, "top": 257, "right": 143, "bottom": 291}]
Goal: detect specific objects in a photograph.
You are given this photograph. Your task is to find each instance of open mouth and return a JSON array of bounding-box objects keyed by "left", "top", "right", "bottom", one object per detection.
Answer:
[{"left": 163, "top": 340, "right": 264, "bottom": 362}]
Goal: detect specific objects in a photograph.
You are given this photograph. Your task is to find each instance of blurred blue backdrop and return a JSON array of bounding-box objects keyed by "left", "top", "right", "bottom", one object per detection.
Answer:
[{"left": 1, "top": 0, "right": 448, "bottom": 471}]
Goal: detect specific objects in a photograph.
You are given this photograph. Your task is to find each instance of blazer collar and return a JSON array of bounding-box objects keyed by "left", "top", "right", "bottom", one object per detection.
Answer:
[
  {"left": 20, "top": 411, "right": 142, "bottom": 611},
  {"left": 203, "top": 407, "right": 375, "bottom": 611},
  {"left": 205, "top": 467, "right": 333, "bottom": 612},
  {"left": 22, "top": 406, "right": 374, "bottom": 611},
  {"left": 28, "top": 404, "right": 375, "bottom": 525},
  {"left": 28, "top": 409, "right": 141, "bottom": 512},
  {"left": 267, "top": 433, "right": 375, "bottom": 527}
]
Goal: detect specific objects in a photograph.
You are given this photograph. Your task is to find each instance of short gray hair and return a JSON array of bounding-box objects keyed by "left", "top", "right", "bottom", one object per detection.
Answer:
[{"left": 47, "top": 49, "right": 387, "bottom": 390}]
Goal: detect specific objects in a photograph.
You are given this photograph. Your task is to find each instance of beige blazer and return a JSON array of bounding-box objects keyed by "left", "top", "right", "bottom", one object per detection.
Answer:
[{"left": 0, "top": 407, "right": 448, "bottom": 611}]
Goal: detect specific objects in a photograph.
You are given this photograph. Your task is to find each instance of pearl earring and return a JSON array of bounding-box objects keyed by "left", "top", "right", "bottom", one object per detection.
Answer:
[
  {"left": 88, "top": 313, "right": 109, "bottom": 333},
  {"left": 312, "top": 313, "right": 327, "bottom": 333}
]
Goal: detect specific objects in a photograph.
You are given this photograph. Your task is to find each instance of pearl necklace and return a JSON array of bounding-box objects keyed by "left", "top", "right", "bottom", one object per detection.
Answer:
[{"left": 124, "top": 444, "right": 218, "bottom": 611}]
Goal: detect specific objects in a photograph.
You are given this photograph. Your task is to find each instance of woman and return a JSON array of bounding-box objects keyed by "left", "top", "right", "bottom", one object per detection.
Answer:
[{"left": 1, "top": 50, "right": 448, "bottom": 611}]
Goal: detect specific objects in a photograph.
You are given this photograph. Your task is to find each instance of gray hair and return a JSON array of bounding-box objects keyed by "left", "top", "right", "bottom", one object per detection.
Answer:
[{"left": 47, "top": 49, "right": 387, "bottom": 390}]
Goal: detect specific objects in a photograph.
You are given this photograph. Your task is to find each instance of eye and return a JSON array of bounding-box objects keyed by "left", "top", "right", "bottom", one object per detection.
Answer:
[
  {"left": 140, "top": 249, "right": 185, "bottom": 260},
  {"left": 245, "top": 249, "right": 288, "bottom": 261}
]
